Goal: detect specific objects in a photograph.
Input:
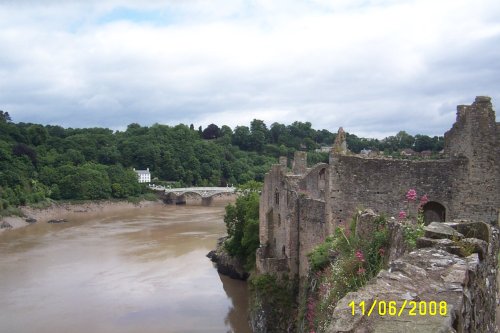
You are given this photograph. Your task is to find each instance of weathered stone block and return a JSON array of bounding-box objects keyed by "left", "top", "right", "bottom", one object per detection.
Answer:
[
  {"left": 459, "top": 238, "right": 488, "bottom": 260},
  {"left": 452, "top": 221, "right": 490, "bottom": 242},
  {"left": 355, "top": 209, "right": 378, "bottom": 242},
  {"left": 424, "top": 222, "right": 464, "bottom": 240}
]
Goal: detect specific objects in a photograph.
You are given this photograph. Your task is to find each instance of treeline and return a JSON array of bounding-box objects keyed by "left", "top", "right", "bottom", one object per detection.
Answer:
[
  {"left": 222, "top": 120, "right": 444, "bottom": 154},
  {"left": 0, "top": 110, "right": 444, "bottom": 212}
]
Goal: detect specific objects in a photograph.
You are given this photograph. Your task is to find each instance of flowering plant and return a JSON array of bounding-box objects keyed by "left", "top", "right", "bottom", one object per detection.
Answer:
[
  {"left": 406, "top": 189, "right": 417, "bottom": 201},
  {"left": 399, "top": 189, "right": 427, "bottom": 248}
]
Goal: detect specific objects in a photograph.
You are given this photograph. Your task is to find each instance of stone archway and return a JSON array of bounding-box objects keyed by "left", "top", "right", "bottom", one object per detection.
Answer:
[{"left": 422, "top": 201, "right": 446, "bottom": 224}]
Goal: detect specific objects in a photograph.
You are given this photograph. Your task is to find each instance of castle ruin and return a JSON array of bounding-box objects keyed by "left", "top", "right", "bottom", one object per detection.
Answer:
[{"left": 256, "top": 96, "right": 500, "bottom": 277}]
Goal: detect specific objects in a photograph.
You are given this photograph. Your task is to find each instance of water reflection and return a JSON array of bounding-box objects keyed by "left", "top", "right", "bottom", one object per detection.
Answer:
[
  {"left": 220, "top": 274, "right": 252, "bottom": 333},
  {"left": 0, "top": 204, "right": 252, "bottom": 333}
]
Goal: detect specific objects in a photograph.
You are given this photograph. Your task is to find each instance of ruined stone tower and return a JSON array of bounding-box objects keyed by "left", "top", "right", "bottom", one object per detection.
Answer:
[{"left": 257, "top": 96, "right": 500, "bottom": 277}]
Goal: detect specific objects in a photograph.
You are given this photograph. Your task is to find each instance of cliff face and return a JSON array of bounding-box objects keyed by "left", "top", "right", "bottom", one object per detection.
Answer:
[{"left": 207, "top": 237, "right": 249, "bottom": 280}]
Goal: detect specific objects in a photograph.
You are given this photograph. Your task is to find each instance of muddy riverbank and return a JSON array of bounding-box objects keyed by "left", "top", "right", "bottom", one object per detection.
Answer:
[{"left": 0, "top": 200, "right": 163, "bottom": 232}]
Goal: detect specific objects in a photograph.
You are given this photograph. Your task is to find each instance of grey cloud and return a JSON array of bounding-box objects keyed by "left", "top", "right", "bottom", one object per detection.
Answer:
[{"left": 1, "top": 0, "right": 500, "bottom": 139}]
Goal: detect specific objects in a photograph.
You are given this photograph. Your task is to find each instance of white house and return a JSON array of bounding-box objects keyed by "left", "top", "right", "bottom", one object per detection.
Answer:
[{"left": 133, "top": 168, "right": 151, "bottom": 183}]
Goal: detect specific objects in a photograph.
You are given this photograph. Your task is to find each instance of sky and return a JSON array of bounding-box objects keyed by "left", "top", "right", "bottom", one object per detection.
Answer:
[{"left": 0, "top": 0, "right": 499, "bottom": 138}]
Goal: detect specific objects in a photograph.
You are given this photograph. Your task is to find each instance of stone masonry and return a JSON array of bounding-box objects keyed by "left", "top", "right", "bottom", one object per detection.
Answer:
[
  {"left": 327, "top": 220, "right": 499, "bottom": 333},
  {"left": 256, "top": 96, "right": 500, "bottom": 278}
]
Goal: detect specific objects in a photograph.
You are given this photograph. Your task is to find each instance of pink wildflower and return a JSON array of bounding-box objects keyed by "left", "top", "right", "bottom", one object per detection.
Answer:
[
  {"left": 419, "top": 194, "right": 429, "bottom": 206},
  {"left": 378, "top": 248, "right": 385, "bottom": 256},
  {"left": 355, "top": 250, "right": 365, "bottom": 262},
  {"left": 357, "top": 267, "right": 366, "bottom": 275},
  {"left": 406, "top": 189, "right": 417, "bottom": 201},
  {"left": 398, "top": 210, "right": 407, "bottom": 220}
]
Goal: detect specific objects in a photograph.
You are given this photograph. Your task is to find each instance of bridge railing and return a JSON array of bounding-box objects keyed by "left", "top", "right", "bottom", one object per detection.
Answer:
[{"left": 164, "top": 187, "right": 236, "bottom": 193}]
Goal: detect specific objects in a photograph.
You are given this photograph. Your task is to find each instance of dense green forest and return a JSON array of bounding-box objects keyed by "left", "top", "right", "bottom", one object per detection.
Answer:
[{"left": 0, "top": 110, "right": 444, "bottom": 214}]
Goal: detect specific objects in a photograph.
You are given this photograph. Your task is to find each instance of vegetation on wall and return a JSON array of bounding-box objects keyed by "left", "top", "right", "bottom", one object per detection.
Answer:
[
  {"left": 303, "top": 213, "right": 389, "bottom": 332},
  {"left": 250, "top": 273, "right": 298, "bottom": 333},
  {"left": 399, "top": 189, "right": 427, "bottom": 250}
]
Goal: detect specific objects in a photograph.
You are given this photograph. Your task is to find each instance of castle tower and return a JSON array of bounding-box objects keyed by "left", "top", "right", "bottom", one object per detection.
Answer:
[
  {"left": 332, "top": 127, "right": 347, "bottom": 154},
  {"left": 444, "top": 96, "right": 499, "bottom": 224},
  {"left": 292, "top": 151, "right": 307, "bottom": 175}
]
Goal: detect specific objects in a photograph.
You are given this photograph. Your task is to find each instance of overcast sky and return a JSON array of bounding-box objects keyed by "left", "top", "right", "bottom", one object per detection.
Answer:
[{"left": 1, "top": 0, "right": 499, "bottom": 138}]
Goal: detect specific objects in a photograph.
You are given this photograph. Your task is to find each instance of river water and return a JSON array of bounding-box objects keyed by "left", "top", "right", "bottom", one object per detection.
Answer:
[{"left": 0, "top": 204, "right": 252, "bottom": 333}]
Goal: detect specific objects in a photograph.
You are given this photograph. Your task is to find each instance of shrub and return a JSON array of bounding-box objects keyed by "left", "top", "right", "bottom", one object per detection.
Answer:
[
  {"left": 224, "top": 181, "right": 262, "bottom": 271},
  {"left": 305, "top": 214, "right": 389, "bottom": 331},
  {"left": 250, "top": 274, "right": 298, "bottom": 332}
]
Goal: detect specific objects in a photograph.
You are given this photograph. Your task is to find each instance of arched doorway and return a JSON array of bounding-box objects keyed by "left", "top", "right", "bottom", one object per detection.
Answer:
[{"left": 422, "top": 201, "right": 446, "bottom": 224}]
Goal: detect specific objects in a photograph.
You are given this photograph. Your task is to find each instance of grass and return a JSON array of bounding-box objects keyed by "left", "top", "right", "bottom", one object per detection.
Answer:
[{"left": 0, "top": 206, "right": 24, "bottom": 218}]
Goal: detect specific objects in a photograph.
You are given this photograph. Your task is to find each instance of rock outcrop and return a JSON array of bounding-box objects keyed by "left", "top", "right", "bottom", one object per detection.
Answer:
[
  {"left": 207, "top": 237, "right": 249, "bottom": 280},
  {"left": 0, "top": 221, "right": 12, "bottom": 229},
  {"left": 47, "top": 219, "right": 68, "bottom": 224}
]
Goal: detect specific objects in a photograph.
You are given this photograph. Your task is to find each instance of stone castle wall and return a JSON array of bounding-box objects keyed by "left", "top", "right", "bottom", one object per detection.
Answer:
[
  {"left": 257, "top": 96, "right": 499, "bottom": 278},
  {"left": 328, "top": 156, "right": 466, "bottom": 226},
  {"left": 444, "top": 97, "right": 500, "bottom": 224}
]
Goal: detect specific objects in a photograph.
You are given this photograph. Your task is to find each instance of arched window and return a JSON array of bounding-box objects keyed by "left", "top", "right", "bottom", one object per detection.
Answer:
[
  {"left": 318, "top": 168, "right": 326, "bottom": 192},
  {"left": 275, "top": 189, "right": 280, "bottom": 205},
  {"left": 422, "top": 201, "right": 446, "bottom": 224}
]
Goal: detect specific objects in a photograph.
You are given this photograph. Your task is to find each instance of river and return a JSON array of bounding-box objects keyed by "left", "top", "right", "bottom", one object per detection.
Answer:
[{"left": 0, "top": 204, "right": 252, "bottom": 333}]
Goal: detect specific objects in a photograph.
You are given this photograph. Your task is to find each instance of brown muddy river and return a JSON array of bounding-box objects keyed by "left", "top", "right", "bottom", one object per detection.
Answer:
[{"left": 0, "top": 204, "right": 252, "bottom": 333}]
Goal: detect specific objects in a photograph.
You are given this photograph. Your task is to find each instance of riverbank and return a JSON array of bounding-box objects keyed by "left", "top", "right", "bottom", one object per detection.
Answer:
[
  {"left": 0, "top": 199, "right": 164, "bottom": 233},
  {"left": 0, "top": 193, "right": 238, "bottom": 234},
  {"left": 207, "top": 236, "right": 250, "bottom": 280}
]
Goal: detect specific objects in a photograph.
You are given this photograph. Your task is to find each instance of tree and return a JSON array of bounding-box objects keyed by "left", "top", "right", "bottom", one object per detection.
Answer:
[
  {"left": 12, "top": 143, "right": 37, "bottom": 165},
  {"left": 249, "top": 119, "right": 268, "bottom": 152},
  {"left": 232, "top": 126, "right": 251, "bottom": 150},
  {"left": 224, "top": 181, "right": 262, "bottom": 270},
  {"left": 270, "top": 122, "right": 286, "bottom": 144},
  {"left": 395, "top": 131, "right": 415, "bottom": 149},
  {"left": 0, "top": 111, "right": 12, "bottom": 123},
  {"left": 414, "top": 134, "right": 434, "bottom": 152},
  {"left": 202, "top": 124, "right": 221, "bottom": 140},
  {"left": 220, "top": 125, "right": 233, "bottom": 137},
  {"left": 27, "top": 125, "right": 48, "bottom": 146}
]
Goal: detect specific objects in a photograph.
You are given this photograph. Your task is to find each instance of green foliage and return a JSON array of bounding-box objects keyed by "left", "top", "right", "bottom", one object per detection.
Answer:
[
  {"left": 250, "top": 274, "right": 298, "bottom": 332},
  {"left": 305, "top": 213, "right": 389, "bottom": 331},
  {"left": 224, "top": 181, "right": 262, "bottom": 271},
  {"left": 402, "top": 222, "right": 425, "bottom": 250},
  {"left": 0, "top": 113, "right": 445, "bottom": 215},
  {"left": 0, "top": 205, "right": 23, "bottom": 217},
  {"left": 236, "top": 180, "right": 263, "bottom": 192},
  {"left": 308, "top": 236, "right": 336, "bottom": 272}
]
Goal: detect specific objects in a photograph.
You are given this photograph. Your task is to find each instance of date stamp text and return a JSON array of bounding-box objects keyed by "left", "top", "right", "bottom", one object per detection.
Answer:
[{"left": 349, "top": 300, "right": 448, "bottom": 317}]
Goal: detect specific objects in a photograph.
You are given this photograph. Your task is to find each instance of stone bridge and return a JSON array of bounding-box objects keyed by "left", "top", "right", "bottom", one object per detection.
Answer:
[
  {"left": 163, "top": 187, "right": 236, "bottom": 198},
  {"left": 150, "top": 186, "right": 236, "bottom": 204}
]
